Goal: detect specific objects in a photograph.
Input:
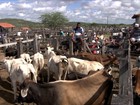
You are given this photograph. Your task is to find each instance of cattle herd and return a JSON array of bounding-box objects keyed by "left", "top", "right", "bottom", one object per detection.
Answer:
[{"left": 1, "top": 29, "right": 140, "bottom": 105}]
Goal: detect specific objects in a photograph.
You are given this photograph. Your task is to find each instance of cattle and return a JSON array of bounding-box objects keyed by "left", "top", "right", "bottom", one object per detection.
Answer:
[
  {"left": 44, "top": 46, "right": 55, "bottom": 60},
  {"left": 32, "top": 52, "right": 45, "bottom": 82},
  {"left": 18, "top": 70, "right": 113, "bottom": 105},
  {"left": 48, "top": 55, "right": 68, "bottom": 81},
  {"left": 77, "top": 52, "right": 119, "bottom": 68},
  {"left": 20, "top": 53, "right": 32, "bottom": 63},
  {"left": 45, "top": 46, "right": 68, "bottom": 81},
  {"left": 32, "top": 52, "right": 44, "bottom": 74},
  {"left": 134, "top": 69, "right": 140, "bottom": 95},
  {"left": 3, "top": 58, "right": 37, "bottom": 103},
  {"left": 66, "top": 57, "right": 104, "bottom": 77},
  {"left": 133, "top": 69, "right": 140, "bottom": 105}
]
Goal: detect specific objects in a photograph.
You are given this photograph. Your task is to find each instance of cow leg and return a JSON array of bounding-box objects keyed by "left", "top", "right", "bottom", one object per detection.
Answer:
[
  {"left": 47, "top": 69, "right": 50, "bottom": 82},
  {"left": 11, "top": 80, "right": 17, "bottom": 103},
  {"left": 63, "top": 69, "right": 68, "bottom": 80}
]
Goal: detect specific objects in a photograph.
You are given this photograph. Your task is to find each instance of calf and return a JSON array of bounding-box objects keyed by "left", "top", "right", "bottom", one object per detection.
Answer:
[
  {"left": 3, "top": 58, "right": 37, "bottom": 103},
  {"left": 18, "top": 70, "right": 113, "bottom": 105}
]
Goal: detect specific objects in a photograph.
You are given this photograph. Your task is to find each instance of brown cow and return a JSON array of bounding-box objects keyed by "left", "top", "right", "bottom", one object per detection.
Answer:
[
  {"left": 132, "top": 69, "right": 140, "bottom": 105},
  {"left": 78, "top": 52, "right": 119, "bottom": 68},
  {"left": 18, "top": 70, "right": 113, "bottom": 105},
  {"left": 134, "top": 69, "right": 140, "bottom": 95}
]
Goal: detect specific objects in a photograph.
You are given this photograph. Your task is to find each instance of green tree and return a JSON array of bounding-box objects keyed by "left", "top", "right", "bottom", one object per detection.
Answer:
[{"left": 40, "top": 12, "right": 68, "bottom": 30}]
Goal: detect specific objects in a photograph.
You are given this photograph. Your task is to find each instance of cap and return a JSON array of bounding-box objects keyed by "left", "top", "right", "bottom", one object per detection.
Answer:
[{"left": 135, "top": 23, "right": 139, "bottom": 28}]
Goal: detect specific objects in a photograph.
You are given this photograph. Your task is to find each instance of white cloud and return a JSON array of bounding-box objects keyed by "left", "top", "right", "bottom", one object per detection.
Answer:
[
  {"left": 110, "top": 1, "right": 121, "bottom": 9},
  {"left": 0, "top": 0, "right": 138, "bottom": 24},
  {"left": 0, "top": 2, "right": 12, "bottom": 10},
  {"left": 56, "top": 6, "right": 67, "bottom": 12},
  {"left": 19, "top": 3, "right": 32, "bottom": 9},
  {"left": 18, "top": 13, "right": 25, "bottom": 17},
  {"left": 33, "top": 7, "right": 48, "bottom": 12}
]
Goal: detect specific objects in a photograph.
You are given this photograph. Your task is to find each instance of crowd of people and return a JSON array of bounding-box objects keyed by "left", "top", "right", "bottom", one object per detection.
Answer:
[{"left": 58, "top": 22, "right": 140, "bottom": 54}]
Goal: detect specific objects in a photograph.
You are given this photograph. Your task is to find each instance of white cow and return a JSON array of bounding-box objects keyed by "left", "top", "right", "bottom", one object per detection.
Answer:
[
  {"left": 45, "top": 46, "right": 55, "bottom": 60},
  {"left": 48, "top": 55, "right": 68, "bottom": 81},
  {"left": 45, "top": 47, "right": 68, "bottom": 81},
  {"left": 20, "top": 53, "right": 32, "bottom": 63},
  {"left": 3, "top": 58, "right": 37, "bottom": 102},
  {"left": 32, "top": 52, "right": 44, "bottom": 75},
  {"left": 67, "top": 57, "right": 104, "bottom": 76}
]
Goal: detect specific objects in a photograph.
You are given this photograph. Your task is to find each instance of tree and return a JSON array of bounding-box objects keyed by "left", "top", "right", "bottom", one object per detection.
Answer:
[{"left": 40, "top": 12, "right": 68, "bottom": 30}]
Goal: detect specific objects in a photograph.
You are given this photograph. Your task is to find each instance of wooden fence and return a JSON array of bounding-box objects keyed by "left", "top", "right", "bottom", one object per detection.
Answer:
[
  {"left": 0, "top": 32, "right": 134, "bottom": 104},
  {"left": 111, "top": 35, "right": 133, "bottom": 105},
  {"left": 0, "top": 34, "right": 40, "bottom": 57}
]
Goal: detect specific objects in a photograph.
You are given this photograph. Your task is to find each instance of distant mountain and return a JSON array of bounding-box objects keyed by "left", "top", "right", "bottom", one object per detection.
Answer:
[
  {"left": 0, "top": 18, "right": 130, "bottom": 29},
  {"left": 0, "top": 18, "right": 42, "bottom": 28}
]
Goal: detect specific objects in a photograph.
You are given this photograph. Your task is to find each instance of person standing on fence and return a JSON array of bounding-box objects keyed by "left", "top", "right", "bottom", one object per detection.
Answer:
[
  {"left": 71, "top": 22, "right": 84, "bottom": 53},
  {"left": 59, "top": 29, "right": 65, "bottom": 36}
]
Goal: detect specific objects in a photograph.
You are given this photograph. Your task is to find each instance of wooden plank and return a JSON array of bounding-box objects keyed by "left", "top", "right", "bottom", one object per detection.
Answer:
[
  {"left": 83, "top": 40, "right": 92, "bottom": 54},
  {"left": 0, "top": 39, "right": 34, "bottom": 48},
  {"left": 33, "top": 34, "right": 39, "bottom": 54},
  {"left": 17, "top": 39, "right": 23, "bottom": 58},
  {"left": 69, "top": 36, "right": 73, "bottom": 55}
]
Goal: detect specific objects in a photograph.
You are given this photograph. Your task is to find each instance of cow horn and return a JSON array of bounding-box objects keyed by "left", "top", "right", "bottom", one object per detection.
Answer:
[{"left": 21, "top": 88, "right": 29, "bottom": 98}]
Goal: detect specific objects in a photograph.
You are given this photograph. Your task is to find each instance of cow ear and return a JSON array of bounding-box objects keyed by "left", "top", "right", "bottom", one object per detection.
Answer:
[{"left": 21, "top": 88, "right": 29, "bottom": 98}]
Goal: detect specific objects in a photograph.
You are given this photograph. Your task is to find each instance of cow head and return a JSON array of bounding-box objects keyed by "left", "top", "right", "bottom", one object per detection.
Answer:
[
  {"left": 58, "top": 56, "right": 68, "bottom": 70},
  {"left": 61, "top": 57, "right": 68, "bottom": 64},
  {"left": 18, "top": 79, "right": 35, "bottom": 104},
  {"left": 46, "top": 46, "right": 54, "bottom": 51},
  {"left": 20, "top": 79, "right": 30, "bottom": 98},
  {"left": 56, "top": 56, "right": 69, "bottom": 80}
]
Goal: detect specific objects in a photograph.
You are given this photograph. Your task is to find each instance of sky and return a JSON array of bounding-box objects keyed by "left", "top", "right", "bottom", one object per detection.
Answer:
[{"left": 0, "top": 0, "right": 140, "bottom": 24}]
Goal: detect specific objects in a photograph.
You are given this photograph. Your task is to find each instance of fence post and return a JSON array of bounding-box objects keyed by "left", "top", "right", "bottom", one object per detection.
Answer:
[
  {"left": 54, "top": 37, "right": 59, "bottom": 52},
  {"left": 83, "top": 39, "right": 87, "bottom": 52},
  {"left": 33, "top": 34, "right": 39, "bottom": 54},
  {"left": 83, "top": 39, "right": 92, "bottom": 54},
  {"left": 17, "top": 39, "right": 23, "bottom": 58},
  {"left": 69, "top": 36, "right": 73, "bottom": 55},
  {"left": 25, "top": 34, "right": 29, "bottom": 53}
]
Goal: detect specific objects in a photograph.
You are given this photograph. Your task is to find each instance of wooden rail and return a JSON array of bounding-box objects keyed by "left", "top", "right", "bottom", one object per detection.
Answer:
[{"left": 0, "top": 39, "right": 34, "bottom": 48}]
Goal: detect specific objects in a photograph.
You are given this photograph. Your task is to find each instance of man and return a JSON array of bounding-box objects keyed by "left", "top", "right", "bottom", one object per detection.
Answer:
[
  {"left": 59, "top": 29, "right": 65, "bottom": 36},
  {"left": 130, "top": 23, "right": 140, "bottom": 51},
  {"left": 71, "top": 22, "right": 84, "bottom": 53}
]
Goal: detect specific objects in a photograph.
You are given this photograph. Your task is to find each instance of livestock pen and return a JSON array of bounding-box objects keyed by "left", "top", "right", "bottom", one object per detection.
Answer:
[{"left": 0, "top": 31, "right": 137, "bottom": 105}]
